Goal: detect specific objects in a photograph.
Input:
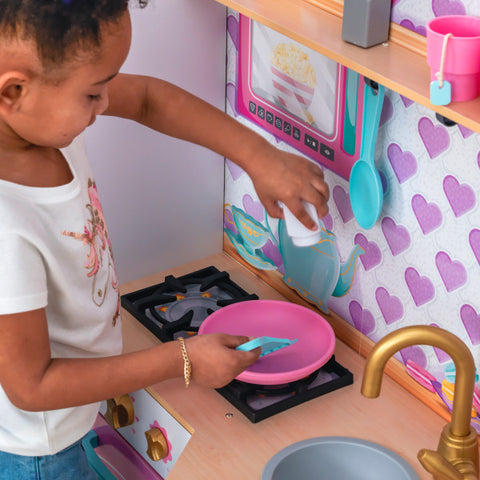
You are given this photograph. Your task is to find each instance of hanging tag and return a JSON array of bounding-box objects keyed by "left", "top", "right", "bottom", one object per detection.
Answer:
[
  {"left": 430, "top": 33, "right": 452, "bottom": 106},
  {"left": 430, "top": 79, "right": 451, "bottom": 106}
]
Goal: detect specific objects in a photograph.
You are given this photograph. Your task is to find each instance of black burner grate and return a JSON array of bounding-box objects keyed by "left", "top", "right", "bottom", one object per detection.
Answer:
[
  {"left": 217, "top": 355, "right": 353, "bottom": 422},
  {"left": 121, "top": 266, "right": 258, "bottom": 342}
]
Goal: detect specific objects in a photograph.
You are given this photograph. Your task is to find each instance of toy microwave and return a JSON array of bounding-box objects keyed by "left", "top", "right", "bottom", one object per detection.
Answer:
[{"left": 237, "top": 15, "right": 367, "bottom": 180}]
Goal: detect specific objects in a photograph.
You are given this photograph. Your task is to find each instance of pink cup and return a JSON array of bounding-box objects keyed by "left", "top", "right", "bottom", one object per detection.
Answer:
[{"left": 426, "top": 15, "right": 480, "bottom": 102}]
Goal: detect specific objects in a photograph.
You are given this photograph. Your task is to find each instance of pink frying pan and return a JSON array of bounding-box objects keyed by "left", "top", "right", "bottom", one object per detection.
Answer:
[{"left": 198, "top": 300, "right": 335, "bottom": 385}]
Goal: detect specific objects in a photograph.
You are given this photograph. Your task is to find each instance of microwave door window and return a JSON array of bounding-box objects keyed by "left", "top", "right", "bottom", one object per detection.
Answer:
[{"left": 250, "top": 21, "right": 337, "bottom": 138}]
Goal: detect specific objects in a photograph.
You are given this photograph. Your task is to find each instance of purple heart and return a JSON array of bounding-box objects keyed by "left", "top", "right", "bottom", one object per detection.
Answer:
[
  {"left": 460, "top": 305, "right": 480, "bottom": 345},
  {"left": 400, "top": 95, "right": 414, "bottom": 108},
  {"left": 333, "top": 185, "right": 354, "bottom": 223},
  {"left": 399, "top": 346, "right": 427, "bottom": 368},
  {"left": 435, "top": 251, "right": 467, "bottom": 292},
  {"left": 227, "top": 15, "right": 239, "bottom": 50},
  {"left": 443, "top": 175, "right": 476, "bottom": 217},
  {"left": 405, "top": 267, "right": 435, "bottom": 307},
  {"left": 399, "top": 19, "right": 426, "bottom": 36},
  {"left": 348, "top": 300, "right": 375, "bottom": 335},
  {"left": 224, "top": 208, "right": 237, "bottom": 234},
  {"left": 380, "top": 170, "right": 388, "bottom": 193},
  {"left": 399, "top": 19, "right": 416, "bottom": 33},
  {"left": 434, "top": 348, "right": 450, "bottom": 363},
  {"left": 226, "top": 82, "right": 238, "bottom": 117},
  {"left": 469, "top": 229, "right": 480, "bottom": 266},
  {"left": 432, "top": 0, "right": 466, "bottom": 16},
  {"left": 226, "top": 159, "right": 245, "bottom": 181},
  {"left": 411, "top": 194, "right": 443, "bottom": 234},
  {"left": 354, "top": 233, "right": 382, "bottom": 271},
  {"left": 380, "top": 95, "right": 394, "bottom": 126},
  {"left": 262, "top": 239, "right": 282, "bottom": 269},
  {"left": 417, "top": 26, "right": 427, "bottom": 37},
  {"left": 387, "top": 143, "right": 417, "bottom": 183},
  {"left": 458, "top": 124, "right": 473, "bottom": 139},
  {"left": 322, "top": 213, "right": 334, "bottom": 231},
  {"left": 242, "top": 194, "right": 264, "bottom": 222},
  {"left": 430, "top": 323, "right": 451, "bottom": 362},
  {"left": 418, "top": 117, "right": 450, "bottom": 159},
  {"left": 381, "top": 217, "right": 411, "bottom": 256},
  {"left": 375, "top": 287, "right": 404, "bottom": 324}
]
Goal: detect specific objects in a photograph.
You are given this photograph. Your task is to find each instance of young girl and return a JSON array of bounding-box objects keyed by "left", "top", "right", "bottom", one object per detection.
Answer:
[{"left": 0, "top": 1, "right": 329, "bottom": 478}]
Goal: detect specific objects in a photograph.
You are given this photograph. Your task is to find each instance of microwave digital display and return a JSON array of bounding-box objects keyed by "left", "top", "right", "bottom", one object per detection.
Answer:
[{"left": 237, "top": 15, "right": 366, "bottom": 179}]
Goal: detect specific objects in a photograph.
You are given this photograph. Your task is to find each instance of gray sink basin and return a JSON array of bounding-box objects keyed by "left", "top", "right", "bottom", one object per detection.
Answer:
[{"left": 262, "top": 437, "right": 419, "bottom": 480}]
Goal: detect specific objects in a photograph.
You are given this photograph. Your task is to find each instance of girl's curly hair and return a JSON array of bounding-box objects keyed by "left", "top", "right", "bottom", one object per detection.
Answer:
[{"left": 0, "top": 0, "right": 148, "bottom": 67}]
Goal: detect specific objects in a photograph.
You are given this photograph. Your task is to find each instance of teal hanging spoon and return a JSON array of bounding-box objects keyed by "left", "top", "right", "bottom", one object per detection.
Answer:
[{"left": 349, "top": 81, "right": 385, "bottom": 230}]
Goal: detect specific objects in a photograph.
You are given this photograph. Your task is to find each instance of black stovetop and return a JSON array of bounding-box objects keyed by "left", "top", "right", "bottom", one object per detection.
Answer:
[{"left": 121, "top": 265, "right": 353, "bottom": 422}]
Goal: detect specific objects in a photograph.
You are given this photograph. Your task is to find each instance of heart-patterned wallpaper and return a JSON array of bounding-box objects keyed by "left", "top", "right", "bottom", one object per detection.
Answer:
[
  {"left": 224, "top": 11, "right": 480, "bottom": 428},
  {"left": 392, "top": 0, "right": 480, "bottom": 34}
]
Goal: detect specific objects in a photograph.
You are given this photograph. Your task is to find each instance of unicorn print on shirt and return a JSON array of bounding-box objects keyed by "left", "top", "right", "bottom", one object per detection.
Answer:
[{"left": 62, "top": 178, "right": 120, "bottom": 325}]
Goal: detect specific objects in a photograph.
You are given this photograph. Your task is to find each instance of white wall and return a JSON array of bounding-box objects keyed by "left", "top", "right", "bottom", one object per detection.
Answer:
[{"left": 85, "top": 0, "right": 227, "bottom": 283}]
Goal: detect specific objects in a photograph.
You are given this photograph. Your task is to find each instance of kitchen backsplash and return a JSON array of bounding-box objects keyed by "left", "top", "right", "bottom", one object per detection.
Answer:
[
  {"left": 224, "top": 10, "right": 480, "bottom": 429},
  {"left": 392, "top": 0, "right": 480, "bottom": 35}
]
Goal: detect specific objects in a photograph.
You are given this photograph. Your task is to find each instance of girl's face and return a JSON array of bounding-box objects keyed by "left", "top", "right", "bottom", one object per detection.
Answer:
[{"left": 8, "top": 12, "right": 132, "bottom": 149}]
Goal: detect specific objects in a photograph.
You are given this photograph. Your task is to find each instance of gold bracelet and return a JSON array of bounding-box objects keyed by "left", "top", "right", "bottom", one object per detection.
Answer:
[{"left": 177, "top": 337, "right": 192, "bottom": 388}]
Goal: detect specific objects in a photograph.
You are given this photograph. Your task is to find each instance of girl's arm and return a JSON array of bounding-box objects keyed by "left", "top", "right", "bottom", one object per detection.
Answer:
[
  {"left": 103, "top": 73, "right": 329, "bottom": 228},
  {"left": 0, "top": 308, "right": 258, "bottom": 411}
]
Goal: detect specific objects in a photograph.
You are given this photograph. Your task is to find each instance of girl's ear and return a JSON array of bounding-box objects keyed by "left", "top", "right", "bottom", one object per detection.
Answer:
[{"left": 0, "top": 71, "right": 29, "bottom": 112}]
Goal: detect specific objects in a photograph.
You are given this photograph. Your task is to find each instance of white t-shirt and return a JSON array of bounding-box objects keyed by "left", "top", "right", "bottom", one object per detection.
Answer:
[{"left": 0, "top": 135, "right": 122, "bottom": 455}]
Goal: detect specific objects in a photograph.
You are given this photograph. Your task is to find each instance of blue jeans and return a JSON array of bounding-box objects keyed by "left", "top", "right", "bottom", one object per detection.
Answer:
[{"left": 0, "top": 437, "right": 98, "bottom": 480}]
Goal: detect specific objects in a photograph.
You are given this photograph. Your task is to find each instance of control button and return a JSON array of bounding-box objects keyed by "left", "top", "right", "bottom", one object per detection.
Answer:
[
  {"left": 293, "top": 127, "right": 301, "bottom": 140},
  {"left": 283, "top": 122, "right": 292, "bottom": 135},
  {"left": 304, "top": 134, "right": 319, "bottom": 152},
  {"left": 249, "top": 101, "right": 256, "bottom": 114},
  {"left": 104, "top": 394, "right": 135, "bottom": 429},
  {"left": 145, "top": 428, "right": 169, "bottom": 461},
  {"left": 275, "top": 117, "right": 282, "bottom": 130},
  {"left": 257, "top": 106, "right": 265, "bottom": 120},
  {"left": 320, "top": 143, "right": 335, "bottom": 161},
  {"left": 266, "top": 111, "right": 274, "bottom": 125}
]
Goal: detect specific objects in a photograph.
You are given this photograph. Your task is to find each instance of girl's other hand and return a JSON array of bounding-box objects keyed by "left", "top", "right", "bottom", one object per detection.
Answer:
[
  {"left": 184, "top": 333, "right": 261, "bottom": 388},
  {"left": 247, "top": 145, "right": 330, "bottom": 230}
]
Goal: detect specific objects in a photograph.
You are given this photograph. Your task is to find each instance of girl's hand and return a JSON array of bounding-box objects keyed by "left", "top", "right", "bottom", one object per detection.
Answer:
[
  {"left": 247, "top": 145, "right": 330, "bottom": 230},
  {"left": 184, "top": 333, "right": 261, "bottom": 388}
]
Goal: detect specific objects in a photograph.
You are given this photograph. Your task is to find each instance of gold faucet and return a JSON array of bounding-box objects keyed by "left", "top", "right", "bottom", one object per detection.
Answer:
[{"left": 361, "top": 325, "right": 479, "bottom": 480}]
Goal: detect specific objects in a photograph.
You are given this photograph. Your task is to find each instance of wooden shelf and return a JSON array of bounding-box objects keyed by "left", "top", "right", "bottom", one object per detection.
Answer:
[{"left": 217, "top": 0, "right": 480, "bottom": 134}]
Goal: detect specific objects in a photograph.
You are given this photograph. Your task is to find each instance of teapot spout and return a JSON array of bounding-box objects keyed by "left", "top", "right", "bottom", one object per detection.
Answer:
[{"left": 332, "top": 244, "right": 364, "bottom": 297}]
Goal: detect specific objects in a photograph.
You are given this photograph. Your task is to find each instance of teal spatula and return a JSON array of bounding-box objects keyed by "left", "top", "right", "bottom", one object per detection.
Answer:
[{"left": 236, "top": 336, "right": 298, "bottom": 357}]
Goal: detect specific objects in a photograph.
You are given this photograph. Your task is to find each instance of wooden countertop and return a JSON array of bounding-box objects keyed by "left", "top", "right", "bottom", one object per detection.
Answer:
[{"left": 120, "top": 252, "right": 457, "bottom": 480}]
